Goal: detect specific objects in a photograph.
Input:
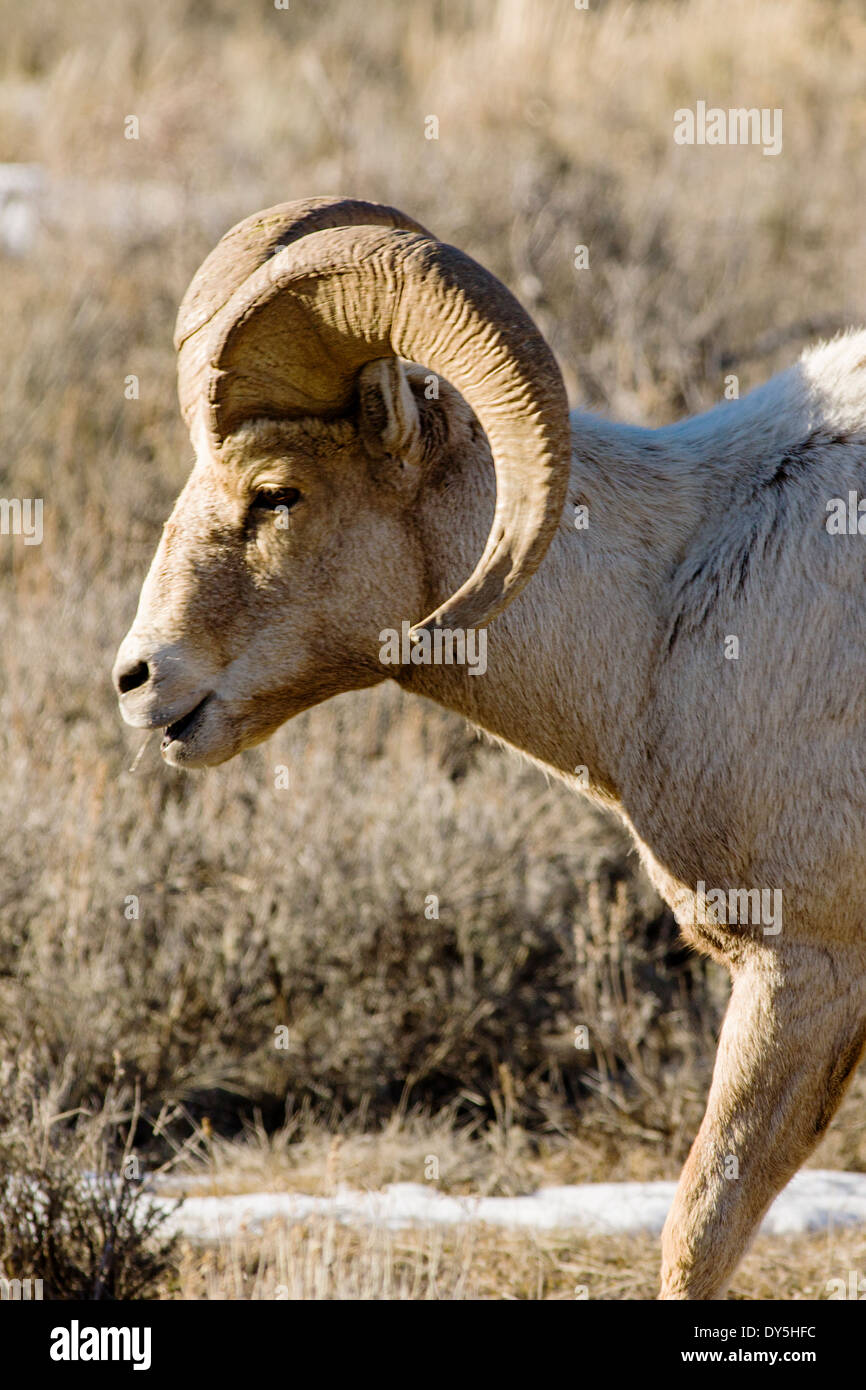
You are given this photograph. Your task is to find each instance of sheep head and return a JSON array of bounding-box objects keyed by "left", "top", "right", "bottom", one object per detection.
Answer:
[{"left": 113, "top": 197, "right": 570, "bottom": 766}]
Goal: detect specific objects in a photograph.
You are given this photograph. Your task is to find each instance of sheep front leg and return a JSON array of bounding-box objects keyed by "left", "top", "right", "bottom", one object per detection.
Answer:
[{"left": 659, "top": 942, "right": 866, "bottom": 1300}]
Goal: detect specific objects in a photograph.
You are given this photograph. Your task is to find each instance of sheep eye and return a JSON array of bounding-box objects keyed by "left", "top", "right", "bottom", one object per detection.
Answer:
[{"left": 250, "top": 486, "right": 301, "bottom": 512}]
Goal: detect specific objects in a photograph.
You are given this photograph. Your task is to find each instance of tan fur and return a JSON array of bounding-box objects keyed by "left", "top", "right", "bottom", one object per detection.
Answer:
[{"left": 115, "top": 255, "right": 866, "bottom": 1299}]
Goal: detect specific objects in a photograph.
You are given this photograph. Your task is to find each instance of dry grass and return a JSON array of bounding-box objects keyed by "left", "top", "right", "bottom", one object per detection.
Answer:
[
  {"left": 171, "top": 1222, "right": 866, "bottom": 1301},
  {"left": 162, "top": 1105, "right": 680, "bottom": 1199},
  {"left": 1, "top": 0, "right": 866, "bottom": 1298}
]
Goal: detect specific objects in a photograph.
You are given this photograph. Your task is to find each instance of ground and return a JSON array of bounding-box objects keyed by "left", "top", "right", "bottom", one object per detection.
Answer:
[{"left": 1, "top": 0, "right": 865, "bottom": 1299}]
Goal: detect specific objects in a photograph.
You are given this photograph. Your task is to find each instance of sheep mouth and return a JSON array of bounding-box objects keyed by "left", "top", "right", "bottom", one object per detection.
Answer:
[{"left": 162, "top": 694, "right": 212, "bottom": 749}]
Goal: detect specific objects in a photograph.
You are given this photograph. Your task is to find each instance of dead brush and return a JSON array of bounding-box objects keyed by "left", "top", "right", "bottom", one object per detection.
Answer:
[{"left": 0, "top": 1054, "right": 181, "bottom": 1300}]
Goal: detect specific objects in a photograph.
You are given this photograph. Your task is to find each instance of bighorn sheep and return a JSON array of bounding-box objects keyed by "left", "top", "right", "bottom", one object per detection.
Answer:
[{"left": 113, "top": 197, "right": 866, "bottom": 1300}]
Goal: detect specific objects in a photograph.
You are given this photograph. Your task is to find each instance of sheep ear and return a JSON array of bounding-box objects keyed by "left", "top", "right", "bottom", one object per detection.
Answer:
[{"left": 357, "top": 358, "right": 424, "bottom": 481}]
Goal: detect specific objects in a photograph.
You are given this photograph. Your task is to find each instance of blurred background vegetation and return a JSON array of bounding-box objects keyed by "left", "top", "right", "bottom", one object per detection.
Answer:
[{"left": 2, "top": 0, "right": 866, "bottom": 1210}]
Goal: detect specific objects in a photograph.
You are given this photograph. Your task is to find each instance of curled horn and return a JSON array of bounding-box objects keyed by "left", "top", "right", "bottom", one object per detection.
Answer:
[{"left": 177, "top": 198, "right": 571, "bottom": 634}]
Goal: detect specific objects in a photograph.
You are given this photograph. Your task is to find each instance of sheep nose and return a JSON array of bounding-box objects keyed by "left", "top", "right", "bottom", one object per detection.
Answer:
[{"left": 114, "top": 657, "right": 151, "bottom": 696}]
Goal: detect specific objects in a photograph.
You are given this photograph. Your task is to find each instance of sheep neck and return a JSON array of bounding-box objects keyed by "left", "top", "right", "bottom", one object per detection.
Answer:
[{"left": 396, "top": 408, "right": 705, "bottom": 809}]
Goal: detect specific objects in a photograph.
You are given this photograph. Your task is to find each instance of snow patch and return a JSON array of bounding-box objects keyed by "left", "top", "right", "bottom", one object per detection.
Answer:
[{"left": 160, "top": 1169, "right": 866, "bottom": 1242}]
